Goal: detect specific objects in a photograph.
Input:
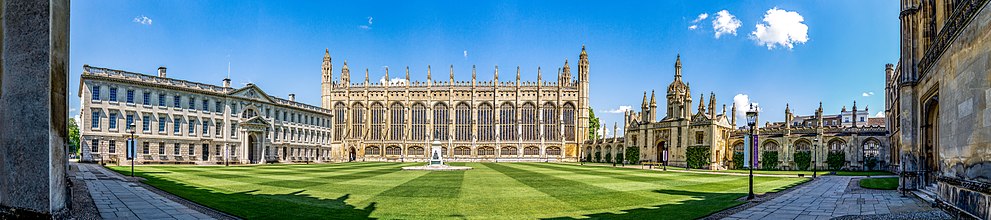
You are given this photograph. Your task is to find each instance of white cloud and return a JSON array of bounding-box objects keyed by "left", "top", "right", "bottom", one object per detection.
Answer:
[
  {"left": 875, "top": 111, "right": 885, "bottom": 117},
  {"left": 603, "top": 105, "right": 633, "bottom": 114},
  {"left": 379, "top": 76, "right": 407, "bottom": 85},
  {"left": 750, "top": 8, "right": 809, "bottom": 50},
  {"left": 862, "top": 92, "right": 875, "bottom": 97},
  {"left": 712, "top": 10, "right": 741, "bottom": 38},
  {"left": 72, "top": 114, "right": 80, "bottom": 123},
  {"left": 692, "top": 13, "right": 709, "bottom": 23},
  {"left": 464, "top": 50, "right": 468, "bottom": 59},
  {"left": 359, "top": 16, "right": 373, "bottom": 30},
  {"left": 132, "top": 15, "right": 152, "bottom": 25},
  {"left": 688, "top": 25, "right": 699, "bottom": 30},
  {"left": 733, "top": 94, "right": 760, "bottom": 123}
]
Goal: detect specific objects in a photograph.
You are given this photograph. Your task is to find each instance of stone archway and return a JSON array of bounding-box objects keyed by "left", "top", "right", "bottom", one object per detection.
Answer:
[
  {"left": 922, "top": 95, "right": 939, "bottom": 186},
  {"left": 349, "top": 146, "right": 357, "bottom": 162},
  {"left": 248, "top": 134, "right": 258, "bottom": 164}
]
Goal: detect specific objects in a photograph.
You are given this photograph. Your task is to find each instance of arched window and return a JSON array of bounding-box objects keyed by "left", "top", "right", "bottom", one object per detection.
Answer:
[
  {"left": 456, "top": 103, "right": 473, "bottom": 141},
  {"left": 351, "top": 103, "right": 365, "bottom": 139},
  {"left": 454, "top": 146, "right": 471, "bottom": 156},
  {"left": 365, "top": 146, "right": 380, "bottom": 155},
  {"left": 500, "top": 146, "right": 518, "bottom": 156},
  {"left": 370, "top": 103, "right": 385, "bottom": 140},
  {"left": 411, "top": 104, "right": 427, "bottom": 141},
  {"left": 795, "top": 140, "right": 811, "bottom": 152},
  {"left": 433, "top": 103, "right": 449, "bottom": 141},
  {"left": 477, "top": 103, "right": 494, "bottom": 141},
  {"left": 500, "top": 103, "right": 517, "bottom": 140},
  {"left": 733, "top": 142, "right": 744, "bottom": 152},
  {"left": 524, "top": 146, "right": 540, "bottom": 156},
  {"left": 334, "top": 103, "right": 347, "bottom": 141},
  {"left": 385, "top": 146, "right": 402, "bottom": 156},
  {"left": 762, "top": 141, "right": 779, "bottom": 152},
  {"left": 542, "top": 103, "right": 558, "bottom": 141},
  {"left": 478, "top": 146, "right": 495, "bottom": 156},
  {"left": 863, "top": 139, "right": 880, "bottom": 158},
  {"left": 408, "top": 146, "right": 425, "bottom": 156},
  {"left": 390, "top": 103, "right": 405, "bottom": 140},
  {"left": 521, "top": 103, "right": 538, "bottom": 140},
  {"left": 242, "top": 109, "right": 257, "bottom": 118},
  {"left": 546, "top": 146, "right": 562, "bottom": 156},
  {"left": 828, "top": 140, "right": 845, "bottom": 153},
  {"left": 563, "top": 103, "right": 576, "bottom": 141}
]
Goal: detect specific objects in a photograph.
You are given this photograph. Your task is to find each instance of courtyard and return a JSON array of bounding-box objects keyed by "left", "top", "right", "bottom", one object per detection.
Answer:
[{"left": 108, "top": 162, "right": 807, "bottom": 219}]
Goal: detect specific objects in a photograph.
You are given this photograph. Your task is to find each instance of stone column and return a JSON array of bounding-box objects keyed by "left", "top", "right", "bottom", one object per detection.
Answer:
[{"left": 0, "top": 0, "right": 70, "bottom": 217}]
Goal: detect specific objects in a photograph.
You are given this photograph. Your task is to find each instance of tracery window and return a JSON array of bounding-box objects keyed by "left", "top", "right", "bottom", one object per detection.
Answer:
[
  {"left": 455, "top": 103, "right": 472, "bottom": 141},
  {"left": 478, "top": 146, "right": 495, "bottom": 156},
  {"left": 334, "top": 103, "right": 347, "bottom": 141},
  {"left": 501, "top": 146, "right": 518, "bottom": 156},
  {"left": 352, "top": 103, "right": 365, "bottom": 139},
  {"left": 411, "top": 104, "right": 427, "bottom": 141},
  {"left": 385, "top": 146, "right": 402, "bottom": 156},
  {"left": 454, "top": 146, "right": 471, "bottom": 156},
  {"left": 795, "top": 140, "right": 811, "bottom": 152},
  {"left": 733, "top": 142, "right": 744, "bottom": 152},
  {"left": 762, "top": 141, "right": 779, "bottom": 152},
  {"left": 563, "top": 103, "right": 576, "bottom": 141},
  {"left": 408, "top": 146, "right": 425, "bottom": 156},
  {"left": 863, "top": 139, "right": 880, "bottom": 158},
  {"left": 524, "top": 146, "right": 540, "bottom": 156},
  {"left": 390, "top": 103, "right": 406, "bottom": 140},
  {"left": 521, "top": 103, "right": 538, "bottom": 141},
  {"left": 433, "top": 103, "right": 449, "bottom": 141},
  {"left": 371, "top": 103, "right": 385, "bottom": 140},
  {"left": 499, "top": 103, "right": 517, "bottom": 141},
  {"left": 365, "top": 146, "right": 380, "bottom": 155},
  {"left": 542, "top": 103, "right": 558, "bottom": 141},
  {"left": 546, "top": 146, "right": 562, "bottom": 156},
  {"left": 477, "top": 103, "right": 494, "bottom": 141},
  {"left": 828, "top": 140, "right": 844, "bottom": 153}
]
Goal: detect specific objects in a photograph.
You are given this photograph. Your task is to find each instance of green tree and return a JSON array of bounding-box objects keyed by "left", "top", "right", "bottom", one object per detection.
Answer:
[
  {"left": 625, "top": 146, "right": 640, "bottom": 164},
  {"left": 794, "top": 151, "right": 812, "bottom": 170},
  {"left": 594, "top": 151, "right": 601, "bottom": 162},
  {"left": 686, "top": 146, "right": 710, "bottom": 169},
  {"left": 827, "top": 151, "right": 845, "bottom": 170},
  {"left": 604, "top": 152, "right": 612, "bottom": 163},
  {"left": 588, "top": 108, "right": 600, "bottom": 140},
  {"left": 615, "top": 151, "right": 625, "bottom": 164},
  {"left": 760, "top": 151, "right": 779, "bottom": 170},
  {"left": 732, "top": 152, "right": 745, "bottom": 169},
  {"left": 68, "top": 117, "right": 80, "bottom": 157}
]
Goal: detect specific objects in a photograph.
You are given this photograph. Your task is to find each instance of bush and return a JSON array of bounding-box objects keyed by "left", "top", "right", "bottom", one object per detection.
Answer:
[
  {"left": 686, "top": 146, "right": 710, "bottom": 169},
  {"left": 732, "top": 152, "right": 745, "bottom": 169},
  {"left": 865, "top": 156, "right": 878, "bottom": 171},
  {"left": 794, "top": 151, "right": 811, "bottom": 170},
  {"left": 585, "top": 153, "right": 592, "bottom": 163},
  {"left": 827, "top": 151, "right": 845, "bottom": 170},
  {"left": 760, "top": 151, "right": 779, "bottom": 170},
  {"left": 594, "top": 151, "right": 601, "bottom": 163},
  {"left": 604, "top": 153, "right": 612, "bottom": 163},
  {"left": 615, "top": 152, "right": 624, "bottom": 164},
  {"left": 625, "top": 147, "right": 640, "bottom": 164}
]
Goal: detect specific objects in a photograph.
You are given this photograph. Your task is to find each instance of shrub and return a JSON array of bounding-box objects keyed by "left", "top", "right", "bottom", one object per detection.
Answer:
[
  {"left": 865, "top": 156, "right": 878, "bottom": 171},
  {"left": 732, "top": 152, "right": 745, "bottom": 169},
  {"left": 760, "top": 151, "right": 779, "bottom": 170},
  {"left": 625, "top": 147, "right": 640, "bottom": 164},
  {"left": 604, "top": 153, "right": 612, "bottom": 163},
  {"left": 615, "top": 152, "right": 624, "bottom": 164},
  {"left": 585, "top": 153, "right": 592, "bottom": 163},
  {"left": 594, "top": 151, "right": 601, "bottom": 163},
  {"left": 827, "top": 151, "right": 845, "bottom": 170},
  {"left": 794, "top": 151, "right": 811, "bottom": 170},
  {"left": 686, "top": 146, "right": 710, "bottom": 169}
]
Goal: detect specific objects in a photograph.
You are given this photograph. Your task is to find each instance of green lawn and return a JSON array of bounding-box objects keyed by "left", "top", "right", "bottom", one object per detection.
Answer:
[
  {"left": 710, "top": 169, "right": 893, "bottom": 176},
  {"left": 109, "top": 162, "right": 807, "bottom": 219},
  {"left": 859, "top": 177, "right": 899, "bottom": 190}
]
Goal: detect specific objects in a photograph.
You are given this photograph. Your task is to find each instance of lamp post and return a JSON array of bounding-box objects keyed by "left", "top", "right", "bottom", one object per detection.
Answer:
[
  {"left": 746, "top": 104, "right": 758, "bottom": 200},
  {"left": 812, "top": 137, "right": 819, "bottom": 178},
  {"left": 127, "top": 122, "right": 136, "bottom": 177}
]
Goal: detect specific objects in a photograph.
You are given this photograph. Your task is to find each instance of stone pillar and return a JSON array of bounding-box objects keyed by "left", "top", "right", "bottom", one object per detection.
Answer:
[{"left": 0, "top": 0, "right": 70, "bottom": 217}]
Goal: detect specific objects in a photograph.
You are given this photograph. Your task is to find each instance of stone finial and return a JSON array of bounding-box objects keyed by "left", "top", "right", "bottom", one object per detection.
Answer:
[
  {"left": 516, "top": 66, "right": 521, "bottom": 83},
  {"left": 427, "top": 65, "right": 432, "bottom": 81},
  {"left": 158, "top": 66, "right": 167, "bottom": 78},
  {"left": 449, "top": 65, "right": 454, "bottom": 82}
]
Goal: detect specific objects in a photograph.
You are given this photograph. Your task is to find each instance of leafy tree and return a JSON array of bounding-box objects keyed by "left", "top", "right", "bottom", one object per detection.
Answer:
[
  {"left": 732, "top": 152, "right": 745, "bottom": 169},
  {"left": 594, "top": 151, "right": 601, "bottom": 162},
  {"left": 686, "top": 146, "right": 710, "bottom": 169},
  {"left": 827, "top": 151, "right": 845, "bottom": 170},
  {"left": 588, "top": 108, "right": 600, "bottom": 140},
  {"left": 625, "top": 146, "right": 640, "bottom": 164},
  {"left": 794, "top": 151, "right": 812, "bottom": 170},
  {"left": 760, "top": 151, "right": 779, "bottom": 170},
  {"left": 68, "top": 117, "right": 80, "bottom": 157},
  {"left": 615, "top": 152, "right": 625, "bottom": 164},
  {"left": 604, "top": 152, "right": 612, "bottom": 163}
]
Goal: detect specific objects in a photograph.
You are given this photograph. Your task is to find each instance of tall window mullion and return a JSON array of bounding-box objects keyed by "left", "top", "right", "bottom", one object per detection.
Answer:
[{"left": 433, "top": 104, "right": 449, "bottom": 141}]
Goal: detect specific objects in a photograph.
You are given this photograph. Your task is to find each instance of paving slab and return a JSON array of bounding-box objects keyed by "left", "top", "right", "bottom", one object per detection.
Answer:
[{"left": 76, "top": 163, "right": 216, "bottom": 220}]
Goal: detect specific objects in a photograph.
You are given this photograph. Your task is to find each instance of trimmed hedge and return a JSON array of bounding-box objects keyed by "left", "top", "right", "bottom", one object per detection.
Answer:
[
  {"left": 827, "top": 151, "right": 845, "bottom": 170},
  {"left": 732, "top": 152, "right": 745, "bottom": 169},
  {"left": 686, "top": 146, "right": 710, "bottom": 169},
  {"left": 625, "top": 147, "right": 640, "bottom": 164},
  {"left": 794, "top": 151, "right": 811, "bottom": 170},
  {"left": 760, "top": 151, "right": 779, "bottom": 170}
]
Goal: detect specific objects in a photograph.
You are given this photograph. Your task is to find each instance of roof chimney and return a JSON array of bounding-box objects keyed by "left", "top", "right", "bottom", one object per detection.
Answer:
[
  {"left": 222, "top": 78, "right": 231, "bottom": 88},
  {"left": 289, "top": 94, "right": 296, "bottom": 102},
  {"left": 158, "top": 66, "right": 167, "bottom": 78}
]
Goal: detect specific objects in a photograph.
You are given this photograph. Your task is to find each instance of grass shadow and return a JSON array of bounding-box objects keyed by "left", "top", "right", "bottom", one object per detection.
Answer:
[{"left": 542, "top": 189, "right": 745, "bottom": 220}]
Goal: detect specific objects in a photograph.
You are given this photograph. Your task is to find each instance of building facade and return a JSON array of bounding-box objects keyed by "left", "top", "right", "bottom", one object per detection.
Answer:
[
  {"left": 79, "top": 66, "right": 334, "bottom": 165},
  {"left": 889, "top": 0, "right": 991, "bottom": 218},
  {"left": 321, "top": 47, "right": 590, "bottom": 162},
  {"left": 585, "top": 56, "right": 889, "bottom": 171}
]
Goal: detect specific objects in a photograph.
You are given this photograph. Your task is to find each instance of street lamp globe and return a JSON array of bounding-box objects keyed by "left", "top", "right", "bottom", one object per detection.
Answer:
[
  {"left": 127, "top": 122, "right": 136, "bottom": 133},
  {"left": 746, "top": 104, "right": 758, "bottom": 128}
]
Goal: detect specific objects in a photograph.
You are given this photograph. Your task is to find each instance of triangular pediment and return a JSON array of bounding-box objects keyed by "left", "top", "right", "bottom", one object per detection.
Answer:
[
  {"left": 242, "top": 116, "right": 270, "bottom": 126},
  {"left": 228, "top": 84, "right": 277, "bottom": 103}
]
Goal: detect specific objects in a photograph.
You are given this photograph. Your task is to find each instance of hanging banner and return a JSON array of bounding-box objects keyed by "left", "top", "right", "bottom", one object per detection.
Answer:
[
  {"left": 752, "top": 135, "right": 760, "bottom": 168},
  {"left": 126, "top": 139, "right": 136, "bottom": 160},
  {"left": 743, "top": 135, "right": 750, "bottom": 168}
]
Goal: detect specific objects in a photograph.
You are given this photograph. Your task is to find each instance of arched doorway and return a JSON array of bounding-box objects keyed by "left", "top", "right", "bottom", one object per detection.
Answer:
[
  {"left": 922, "top": 95, "right": 939, "bottom": 186},
  {"left": 248, "top": 135, "right": 257, "bottom": 164},
  {"left": 349, "top": 147, "right": 356, "bottom": 162},
  {"left": 656, "top": 141, "right": 666, "bottom": 163}
]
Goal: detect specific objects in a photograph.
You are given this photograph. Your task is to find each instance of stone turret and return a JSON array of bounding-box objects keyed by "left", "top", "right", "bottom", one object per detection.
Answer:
[
  {"left": 731, "top": 103, "right": 737, "bottom": 126},
  {"left": 320, "top": 49, "right": 332, "bottom": 108},
  {"left": 698, "top": 94, "right": 706, "bottom": 116},
  {"left": 471, "top": 65, "right": 477, "bottom": 87},
  {"left": 157, "top": 66, "right": 167, "bottom": 78},
  {"left": 427, "top": 65, "right": 432, "bottom": 86},
  {"left": 341, "top": 60, "right": 350, "bottom": 87},
  {"left": 708, "top": 92, "right": 716, "bottom": 119},
  {"left": 649, "top": 90, "right": 657, "bottom": 122},
  {"left": 578, "top": 45, "right": 590, "bottom": 145},
  {"left": 641, "top": 91, "right": 649, "bottom": 121},
  {"left": 852, "top": 101, "right": 858, "bottom": 127}
]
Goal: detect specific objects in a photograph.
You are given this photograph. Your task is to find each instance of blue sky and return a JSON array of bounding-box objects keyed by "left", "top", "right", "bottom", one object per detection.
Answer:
[{"left": 70, "top": 1, "right": 899, "bottom": 135}]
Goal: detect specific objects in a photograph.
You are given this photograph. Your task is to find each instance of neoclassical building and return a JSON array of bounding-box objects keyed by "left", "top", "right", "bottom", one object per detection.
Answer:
[
  {"left": 321, "top": 46, "right": 590, "bottom": 162},
  {"left": 585, "top": 56, "right": 889, "bottom": 171},
  {"left": 889, "top": 0, "right": 991, "bottom": 218},
  {"left": 79, "top": 66, "right": 335, "bottom": 164}
]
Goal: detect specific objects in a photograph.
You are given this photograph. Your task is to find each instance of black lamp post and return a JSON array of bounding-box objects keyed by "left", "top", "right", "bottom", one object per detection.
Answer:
[
  {"left": 812, "top": 137, "right": 818, "bottom": 178},
  {"left": 746, "top": 104, "right": 758, "bottom": 200},
  {"left": 127, "top": 122, "right": 136, "bottom": 177}
]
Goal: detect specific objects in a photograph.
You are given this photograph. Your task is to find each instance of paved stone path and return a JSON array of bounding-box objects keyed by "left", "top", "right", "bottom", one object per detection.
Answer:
[
  {"left": 76, "top": 163, "right": 216, "bottom": 220},
  {"left": 723, "top": 176, "right": 935, "bottom": 220}
]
